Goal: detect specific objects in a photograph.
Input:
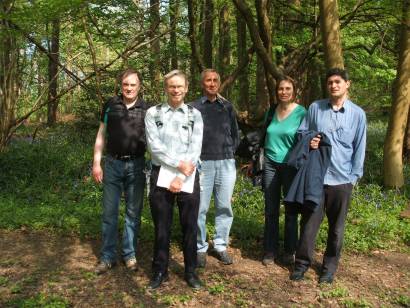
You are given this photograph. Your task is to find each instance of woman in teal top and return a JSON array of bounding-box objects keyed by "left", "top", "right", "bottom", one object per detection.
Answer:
[{"left": 262, "top": 77, "right": 306, "bottom": 266}]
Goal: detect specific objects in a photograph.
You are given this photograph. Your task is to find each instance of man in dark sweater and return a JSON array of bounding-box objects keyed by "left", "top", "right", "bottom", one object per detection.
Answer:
[
  {"left": 92, "top": 69, "right": 148, "bottom": 274},
  {"left": 191, "top": 69, "right": 240, "bottom": 267}
]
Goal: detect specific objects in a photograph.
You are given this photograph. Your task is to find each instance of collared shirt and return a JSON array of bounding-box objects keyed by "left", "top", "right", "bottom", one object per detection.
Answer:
[
  {"left": 191, "top": 95, "right": 239, "bottom": 161},
  {"left": 145, "top": 102, "right": 203, "bottom": 179},
  {"left": 298, "top": 98, "right": 367, "bottom": 185}
]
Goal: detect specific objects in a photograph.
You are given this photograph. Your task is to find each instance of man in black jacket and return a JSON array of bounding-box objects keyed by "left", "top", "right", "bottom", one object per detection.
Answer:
[{"left": 92, "top": 69, "right": 148, "bottom": 274}]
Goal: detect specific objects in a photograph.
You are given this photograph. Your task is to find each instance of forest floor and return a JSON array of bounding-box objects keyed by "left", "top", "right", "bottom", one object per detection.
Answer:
[{"left": 0, "top": 229, "right": 409, "bottom": 308}]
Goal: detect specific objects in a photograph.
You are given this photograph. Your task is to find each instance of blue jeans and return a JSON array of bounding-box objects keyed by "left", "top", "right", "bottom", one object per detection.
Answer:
[
  {"left": 197, "top": 159, "right": 236, "bottom": 253},
  {"left": 101, "top": 155, "right": 145, "bottom": 263},
  {"left": 263, "top": 157, "right": 298, "bottom": 256}
]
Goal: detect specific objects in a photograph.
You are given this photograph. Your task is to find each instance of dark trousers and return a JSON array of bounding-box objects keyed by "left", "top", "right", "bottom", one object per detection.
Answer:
[
  {"left": 149, "top": 166, "right": 200, "bottom": 275},
  {"left": 263, "top": 158, "right": 298, "bottom": 255},
  {"left": 294, "top": 183, "right": 353, "bottom": 274}
]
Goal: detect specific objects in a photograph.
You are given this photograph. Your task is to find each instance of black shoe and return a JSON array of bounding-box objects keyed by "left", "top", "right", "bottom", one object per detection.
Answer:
[
  {"left": 319, "top": 272, "right": 334, "bottom": 284},
  {"left": 214, "top": 250, "right": 233, "bottom": 265},
  {"left": 184, "top": 272, "right": 202, "bottom": 289},
  {"left": 290, "top": 268, "right": 307, "bottom": 281},
  {"left": 197, "top": 252, "right": 207, "bottom": 268},
  {"left": 282, "top": 253, "right": 295, "bottom": 266},
  {"left": 148, "top": 272, "right": 169, "bottom": 289}
]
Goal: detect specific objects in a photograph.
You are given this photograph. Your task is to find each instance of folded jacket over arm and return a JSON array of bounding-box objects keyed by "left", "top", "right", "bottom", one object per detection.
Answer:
[{"left": 284, "top": 131, "right": 332, "bottom": 211}]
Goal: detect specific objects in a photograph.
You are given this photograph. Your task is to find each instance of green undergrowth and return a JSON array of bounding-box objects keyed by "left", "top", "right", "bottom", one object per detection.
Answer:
[{"left": 0, "top": 120, "right": 409, "bottom": 254}]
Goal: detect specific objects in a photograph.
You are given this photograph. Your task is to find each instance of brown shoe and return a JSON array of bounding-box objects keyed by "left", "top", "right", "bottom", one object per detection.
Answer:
[
  {"left": 95, "top": 260, "right": 115, "bottom": 275},
  {"left": 214, "top": 250, "right": 233, "bottom": 265},
  {"left": 125, "top": 257, "right": 137, "bottom": 271}
]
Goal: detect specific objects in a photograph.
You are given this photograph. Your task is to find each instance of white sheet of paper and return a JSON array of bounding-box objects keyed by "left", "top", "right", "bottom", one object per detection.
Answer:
[{"left": 156, "top": 165, "right": 196, "bottom": 193}]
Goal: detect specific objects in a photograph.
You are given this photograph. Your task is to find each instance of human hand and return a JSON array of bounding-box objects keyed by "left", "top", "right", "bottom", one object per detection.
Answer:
[
  {"left": 169, "top": 177, "right": 183, "bottom": 193},
  {"left": 92, "top": 164, "right": 103, "bottom": 183},
  {"left": 310, "top": 135, "right": 321, "bottom": 150},
  {"left": 178, "top": 160, "right": 195, "bottom": 176}
]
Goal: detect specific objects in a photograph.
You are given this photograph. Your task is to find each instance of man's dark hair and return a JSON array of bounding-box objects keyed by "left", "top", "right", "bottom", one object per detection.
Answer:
[
  {"left": 326, "top": 68, "right": 349, "bottom": 82},
  {"left": 118, "top": 68, "right": 141, "bottom": 84}
]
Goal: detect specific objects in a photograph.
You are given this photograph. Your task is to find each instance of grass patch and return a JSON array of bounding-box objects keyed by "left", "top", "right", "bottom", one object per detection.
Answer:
[
  {"left": 4, "top": 293, "right": 69, "bottom": 308},
  {"left": 0, "top": 276, "right": 9, "bottom": 286},
  {"left": 320, "top": 285, "right": 349, "bottom": 299}
]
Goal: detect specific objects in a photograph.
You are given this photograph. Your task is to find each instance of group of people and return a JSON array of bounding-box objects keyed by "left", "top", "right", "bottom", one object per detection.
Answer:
[{"left": 91, "top": 67, "right": 366, "bottom": 290}]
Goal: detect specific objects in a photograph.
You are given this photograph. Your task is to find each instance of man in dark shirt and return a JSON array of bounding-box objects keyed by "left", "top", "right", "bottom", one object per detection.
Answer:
[
  {"left": 92, "top": 68, "right": 148, "bottom": 274},
  {"left": 191, "top": 69, "right": 240, "bottom": 267}
]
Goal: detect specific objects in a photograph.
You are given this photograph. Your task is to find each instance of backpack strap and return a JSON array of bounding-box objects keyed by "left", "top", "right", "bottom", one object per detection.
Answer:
[
  {"left": 260, "top": 104, "right": 277, "bottom": 148},
  {"left": 187, "top": 104, "right": 194, "bottom": 130},
  {"left": 154, "top": 103, "right": 163, "bottom": 128},
  {"left": 103, "top": 107, "right": 110, "bottom": 127}
]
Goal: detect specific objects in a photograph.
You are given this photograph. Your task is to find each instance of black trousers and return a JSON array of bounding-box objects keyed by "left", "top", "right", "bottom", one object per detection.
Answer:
[
  {"left": 149, "top": 166, "right": 200, "bottom": 275},
  {"left": 294, "top": 183, "right": 353, "bottom": 274}
]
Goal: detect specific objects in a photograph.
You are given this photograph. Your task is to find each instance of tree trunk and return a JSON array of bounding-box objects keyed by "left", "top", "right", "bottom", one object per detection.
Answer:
[
  {"left": 169, "top": 0, "right": 178, "bottom": 70},
  {"left": 0, "top": 1, "right": 19, "bottom": 151},
  {"left": 187, "top": 0, "right": 204, "bottom": 97},
  {"left": 47, "top": 18, "right": 60, "bottom": 125},
  {"left": 319, "top": 0, "right": 344, "bottom": 69},
  {"left": 256, "top": 0, "right": 275, "bottom": 107},
  {"left": 232, "top": 0, "right": 283, "bottom": 81},
  {"left": 383, "top": 0, "right": 410, "bottom": 188},
  {"left": 303, "top": 57, "right": 323, "bottom": 106},
  {"left": 405, "top": 111, "right": 410, "bottom": 162},
  {"left": 203, "top": 0, "right": 214, "bottom": 68},
  {"left": 236, "top": 10, "right": 249, "bottom": 113},
  {"left": 218, "top": 4, "right": 230, "bottom": 95},
  {"left": 82, "top": 14, "right": 104, "bottom": 109},
  {"left": 150, "top": 0, "right": 161, "bottom": 101},
  {"left": 255, "top": 56, "right": 269, "bottom": 120}
]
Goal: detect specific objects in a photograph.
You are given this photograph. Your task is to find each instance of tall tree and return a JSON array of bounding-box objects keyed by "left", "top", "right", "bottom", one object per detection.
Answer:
[
  {"left": 256, "top": 0, "right": 275, "bottom": 108},
  {"left": 203, "top": 0, "right": 214, "bottom": 68},
  {"left": 383, "top": 0, "right": 410, "bottom": 188},
  {"left": 47, "top": 18, "right": 60, "bottom": 125},
  {"left": 319, "top": 0, "right": 344, "bottom": 69},
  {"left": 150, "top": 0, "right": 161, "bottom": 101},
  {"left": 218, "top": 4, "right": 230, "bottom": 92},
  {"left": 236, "top": 10, "right": 249, "bottom": 112},
  {"left": 82, "top": 14, "right": 104, "bottom": 107},
  {"left": 0, "top": 1, "right": 19, "bottom": 151},
  {"left": 169, "top": 0, "right": 178, "bottom": 70},
  {"left": 233, "top": 0, "right": 283, "bottom": 123},
  {"left": 405, "top": 112, "right": 410, "bottom": 161},
  {"left": 187, "top": 0, "right": 204, "bottom": 96},
  {"left": 232, "top": 0, "right": 283, "bottom": 81}
]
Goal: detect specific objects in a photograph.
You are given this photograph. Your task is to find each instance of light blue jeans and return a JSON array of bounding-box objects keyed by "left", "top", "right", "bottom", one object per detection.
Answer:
[
  {"left": 101, "top": 155, "right": 145, "bottom": 263},
  {"left": 197, "top": 159, "right": 236, "bottom": 253}
]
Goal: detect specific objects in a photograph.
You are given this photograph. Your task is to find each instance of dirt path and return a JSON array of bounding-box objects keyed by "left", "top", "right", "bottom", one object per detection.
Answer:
[{"left": 0, "top": 230, "right": 409, "bottom": 307}]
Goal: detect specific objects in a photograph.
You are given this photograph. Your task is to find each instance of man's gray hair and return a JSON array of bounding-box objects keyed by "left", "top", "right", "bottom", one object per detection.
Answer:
[
  {"left": 164, "top": 69, "right": 188, "bottom": 87},
  {"left": 201, "top": 69, "right": 220, "bottom": 82}
]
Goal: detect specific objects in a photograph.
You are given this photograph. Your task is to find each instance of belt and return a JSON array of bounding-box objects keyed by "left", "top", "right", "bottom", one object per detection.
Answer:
[{"left": 108, "top": 154, "right": 140, "bottom": 161}]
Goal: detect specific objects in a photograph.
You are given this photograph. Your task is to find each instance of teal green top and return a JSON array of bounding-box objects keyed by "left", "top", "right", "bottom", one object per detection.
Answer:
[{"left": 264, "top": 104, "right": 306, "bottom": 163}]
